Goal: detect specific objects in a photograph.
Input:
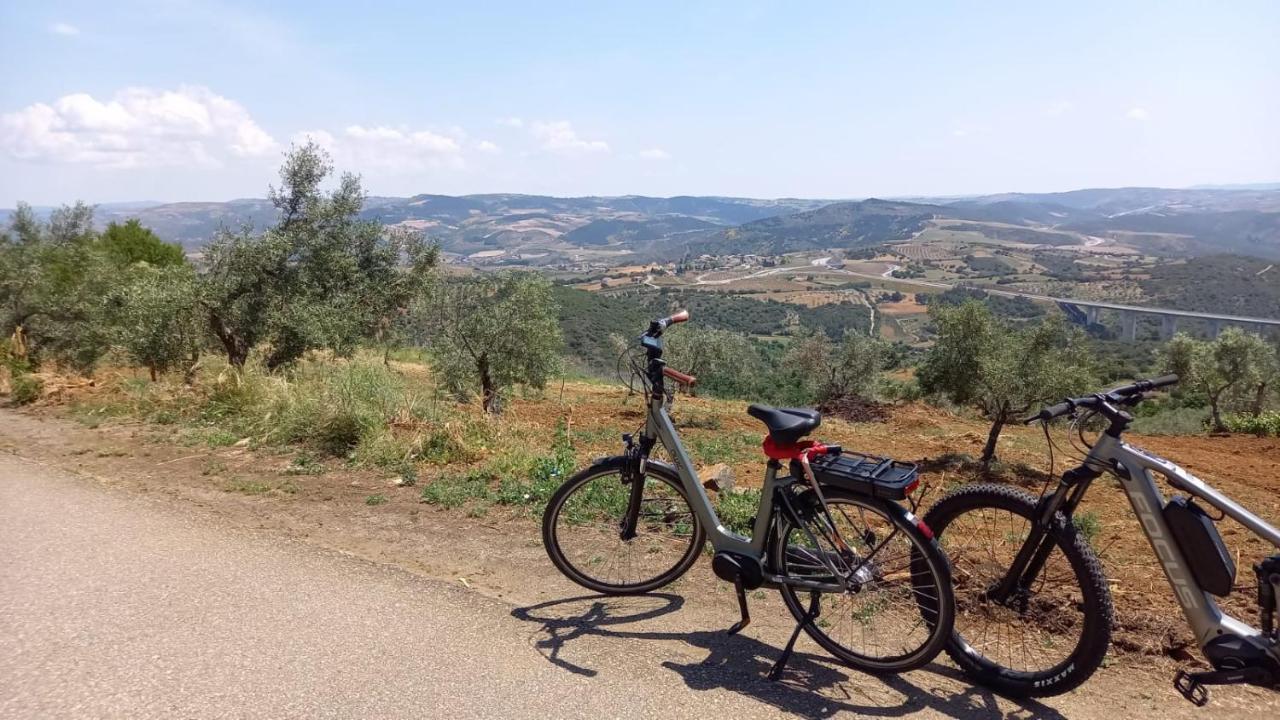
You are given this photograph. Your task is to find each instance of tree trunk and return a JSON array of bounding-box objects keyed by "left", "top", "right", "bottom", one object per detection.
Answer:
[
  {"left": 149, "top": 366, "right": 158, "bottom": 382},
  {"left": 478, "top": 353, "right": 500, "bottom": 414},
  {"left": 1209, "top": 394, "right": 1225, "bottom": 432},
  {"left": 981, "top": 417, "right": 1006, "bottom": 468},
  {"left": 208, "top": 311, "right": 249, "bottom": 367},
  {"left": 182, "top": 350, "right": 201, "bottom": 386},
  {"left": 1252, "top": 381, "right": 1269, "bottom": 417}
]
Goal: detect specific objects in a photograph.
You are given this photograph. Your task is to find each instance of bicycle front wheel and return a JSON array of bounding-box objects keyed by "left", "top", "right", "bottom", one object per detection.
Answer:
[
  {"left": 542, "top": 457, "right": 705, "bottom": 595},
  {"left": 772, "top": 488, "right": 955, "bottom": 673},
  {"left": 924, "top": 483, "right": 1113, "bottom": 697}
]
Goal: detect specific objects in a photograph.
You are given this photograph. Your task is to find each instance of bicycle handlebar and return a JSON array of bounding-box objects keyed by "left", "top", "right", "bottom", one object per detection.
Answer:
[
  {"left": 1022, "top": 374, "right": 1179, "bottom": 424},
  {"left": 662, "top": 366, "right": 697, "bottom": 386},
  {"left": 647, "top": 309, "right": 690, "bottom": 336}
]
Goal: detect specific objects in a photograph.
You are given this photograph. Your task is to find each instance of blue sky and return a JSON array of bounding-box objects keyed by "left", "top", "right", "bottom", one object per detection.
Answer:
[{"left": 1, "top": 1, "right": 1277, "bottom": 205}]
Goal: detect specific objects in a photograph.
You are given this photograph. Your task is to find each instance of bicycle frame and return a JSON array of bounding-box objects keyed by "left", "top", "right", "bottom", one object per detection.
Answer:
[
  {"left": 1096, "top": 434, "right": 1280, "bottom": 651},
  {"left": 639, "top": 391, "right": 864, "bottom": 593},
  {"left": 1045, "top": 432, "right": 1280, "bottom": 660},
  {"left": 641, "top": 392, "right": 779, "bottom": 558}
]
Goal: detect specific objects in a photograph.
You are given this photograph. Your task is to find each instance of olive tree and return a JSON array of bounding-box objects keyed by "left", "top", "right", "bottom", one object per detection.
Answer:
[
  {"left": 0, "top": 202, "right": 114, "bottom": 370},
  {"left": 784, "top": 329, "right": 887, "bottom": 403},
  {"left": 661, "top": 326, "right": 753, "bottom": 396},
  {"left": 200, "top": 142, "right": 436, "bottom": 369},
  {"left": 918, "top": 302, "right": 1093, "bottom": 466},
  {"left": 425, "top": 272, "right": 562, "bottom": 413},
  {"left": 1162, "top": 328, "right": 1275, "bottom": 431},
  {"left": 111, "top": 265, "right": 203, "bottom": 381}
]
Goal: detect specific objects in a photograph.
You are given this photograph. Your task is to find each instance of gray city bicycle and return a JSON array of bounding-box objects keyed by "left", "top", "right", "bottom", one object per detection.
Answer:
[
  {"left": 542, "top": 310, "right": 955, "bottom": 678},
  {"left": 925, "top": 376, "right": 1280, "bottom": 704}
]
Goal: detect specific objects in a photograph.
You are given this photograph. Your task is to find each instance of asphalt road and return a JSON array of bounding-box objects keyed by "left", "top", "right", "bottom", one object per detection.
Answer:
[{"left": 0, "top": 454, "right": 823, "bottom": 719}]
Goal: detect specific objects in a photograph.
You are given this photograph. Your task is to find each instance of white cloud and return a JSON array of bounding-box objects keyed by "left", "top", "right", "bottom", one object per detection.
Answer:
[
  {"left": 530, "top": 120, "right": 609, "bottom": 153},
  {"left": 497, "top": 116, "right": 524, "bottom": 128},
  {"left": 476, "top": 140, "right": 501, "bottom": 154},
  {"left": 951, "top": 128, "right": 969, "bottom": 138},
  {"left": 0, "top": 86, "right": 277, "bottom": 168},
  {"left": 638, "top": 148, "right": 671, "bottom": 160},
  {"left": 1126, "top": 107, "right": 1149, "bottom": 121},
  {"left": 49, "top": 22, "right": 80, "bottom": 36},
  {"left": 289, "top": 125, "right": 464, "bottom": 172}
]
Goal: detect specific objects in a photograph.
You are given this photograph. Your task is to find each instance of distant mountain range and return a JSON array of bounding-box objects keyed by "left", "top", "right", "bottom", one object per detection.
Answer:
[{"left": 4, "top": 186, "right": 1279, "bottom": 261}]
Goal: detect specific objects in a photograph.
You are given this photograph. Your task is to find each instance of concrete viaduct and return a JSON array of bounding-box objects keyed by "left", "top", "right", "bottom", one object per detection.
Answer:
[{"left": 1052, "top": 299, "right": 1280, "bottom": 342}]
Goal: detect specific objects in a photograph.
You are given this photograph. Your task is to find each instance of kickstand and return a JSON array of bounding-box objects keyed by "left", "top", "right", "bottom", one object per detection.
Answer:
[
  {"left": 727, "top": 578, "right": 751, "bottom": 635},
  {"left": 769, "top": 591, "right": 821, "bottom": 681}
]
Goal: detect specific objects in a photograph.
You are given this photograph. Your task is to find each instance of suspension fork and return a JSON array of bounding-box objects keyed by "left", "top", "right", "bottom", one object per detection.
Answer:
[
  {"left": 988, "top": 466, "right": 1100, "bottom": 603},
  {"left": 618, "top": 431, "right": 658, "bottom": 541}
]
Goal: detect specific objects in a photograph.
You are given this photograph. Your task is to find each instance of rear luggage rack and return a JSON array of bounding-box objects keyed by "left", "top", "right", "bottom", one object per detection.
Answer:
[{"left": 806, "top": 452, "right": 919, "bottom": 500}]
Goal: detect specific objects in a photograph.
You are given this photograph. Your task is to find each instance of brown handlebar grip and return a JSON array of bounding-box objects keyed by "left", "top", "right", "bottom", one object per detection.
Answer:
[
  {"left": 668, "top": 309, "right": 690, "bottom": 324},
  {"left": 663, "top": 367, "right": 697, "bottom": 385}
]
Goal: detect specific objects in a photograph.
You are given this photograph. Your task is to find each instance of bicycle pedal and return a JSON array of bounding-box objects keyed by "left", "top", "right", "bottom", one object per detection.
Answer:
[{"left": 1173, "top": 670, "right": 1209, "bottom": 707}]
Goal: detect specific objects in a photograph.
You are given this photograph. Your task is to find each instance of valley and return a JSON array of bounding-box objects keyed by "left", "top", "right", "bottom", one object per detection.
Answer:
[{"left": 5, "top": 185, "right": 1280, "bottom": 350}]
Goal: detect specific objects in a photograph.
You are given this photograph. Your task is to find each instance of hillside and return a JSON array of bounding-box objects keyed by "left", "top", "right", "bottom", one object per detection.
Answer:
[
  {"left": 5, "top": 186, "right": 1280, "bottom": 266},
  {"left": 649, "top": 199, "right": 941, "bottom": 257},
  {"left": 1140, "top": 255, "right": 1280, "bottom": 316}
]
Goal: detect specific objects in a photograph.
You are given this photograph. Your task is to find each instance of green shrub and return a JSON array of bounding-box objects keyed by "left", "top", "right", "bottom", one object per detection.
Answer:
[
  {"left": 1073, "top": 511, "right": 1102, "bottom": 546},
  {"left": 314, "top": 412, "right": 364, "bottom": 456},
  {"left": 880, "top": 377, "right": 922, "bottom": 403},
  {"left": 420, "top": 469, "right": 493, "bottom": 508},
  {"left": 1222, "top": 411, "right": 1280, "bottom": 437},
  {"left": 9, "top": 374, "right": 43, "bottom": 405},
  {"left": 419, "top": 429, "right": 475, "bottom": 465},
  {"left": 715, "top": 488, "right": 762, "bottom": 535}
]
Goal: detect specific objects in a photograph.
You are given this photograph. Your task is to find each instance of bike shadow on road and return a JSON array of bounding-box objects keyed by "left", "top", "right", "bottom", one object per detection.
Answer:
[{"left": 512, "top": 594, "right": 1065, "bottom": 720}]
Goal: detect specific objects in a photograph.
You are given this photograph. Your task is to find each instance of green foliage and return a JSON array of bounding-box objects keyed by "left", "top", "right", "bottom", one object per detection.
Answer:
[
  {"left": 8, "top": 374, "right": 43, "bottom": 405},
  {"left": 715, "top": 488, "right": 762, "bottom": 535},
  {"left": 111, "top": 264, "right": 202, "bottom": 379},
  {"left": 425, "top": 272, "right": 562, "bottom": 413},
  {"left": 922, "top": 286, "right": 1045, "bottom": 320},
  {"left": 420, "top": 419, "right": 574, "bottom": 511},
  {"left": 1142, "top": 255, "right": 1280, "bottom": 318},
  {"left": 919, "top": 301, "right": 1094, "bottom": 464},
  {"left": 200, "top": 142, "right": 437, "bottom": 369},
  {"left": 0, "top": 202, "right": 114, "bottom": 371},
  {"left": 1162, "top": 328, "right": 1276, "bottom": 431},
  {"left": 97, "top": 219, "right": 185, "bottom": 267},
  {"left": 662, "top": 326, "right": 754, "bottom": 396},
  {"left": 365, "top": 494, "right": 389, "bottom": 506},
  {"left": 784, "top": 329, "right": 887, "bottom": 403},
  {"left": 1221, "top": 411, "right": 1280, "bottom": 436},
  {"left": 1072, "top": 511, "right": 1102, "bottom": 546}
]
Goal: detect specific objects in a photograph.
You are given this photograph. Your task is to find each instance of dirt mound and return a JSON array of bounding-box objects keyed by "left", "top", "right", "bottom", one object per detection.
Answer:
[{"left": 818, "top": 395, "right": 891, "bottom": 424}]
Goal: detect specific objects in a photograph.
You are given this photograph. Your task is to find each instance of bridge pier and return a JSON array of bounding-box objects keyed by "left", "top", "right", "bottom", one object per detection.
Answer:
[
  {"left": 1160, "top": 315, "right": 1179, "bottom": 340},
  {"left": 1120, "top": 311, "right": 1138, "bottom": 343},
  {"left": 1208, "top": 319, "right": 1223, "bottom": 339},
  {"left": 1085, "top": 306, "right": 1100, "bottom": 326}
]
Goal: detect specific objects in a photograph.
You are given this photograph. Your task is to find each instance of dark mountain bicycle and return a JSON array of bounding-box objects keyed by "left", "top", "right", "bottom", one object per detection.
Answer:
[
  {"left": 541, "top": 310, "right": 955, "bottom": 678},
  {"left": 925, "top": 376, "right": 1280, "bottom": 705}
]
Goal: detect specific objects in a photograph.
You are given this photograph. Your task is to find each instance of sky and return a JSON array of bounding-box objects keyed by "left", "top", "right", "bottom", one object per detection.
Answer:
[{"left": 1, "top": 1, "right": 1277, "bottom": 206}]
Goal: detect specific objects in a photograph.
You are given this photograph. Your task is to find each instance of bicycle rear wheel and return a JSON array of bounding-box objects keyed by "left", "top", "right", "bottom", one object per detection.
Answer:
[
  {"left": 772, "top": 488, "right": 954, "bottom": 673},
  {"left": 543, "top": 457, "right": 704, "bottom": 595},
  {"left": 924, "top": 483, "right": 1113, "bottom": 697}
]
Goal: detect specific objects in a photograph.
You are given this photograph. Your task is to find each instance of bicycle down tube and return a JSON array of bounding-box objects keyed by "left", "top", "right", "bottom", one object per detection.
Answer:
[
  {"left": 642, "top": 392, "right": 771, "bottom": 557},
  {"left": 1087, "top": 432, "right": 1280, "bottom": 653}
]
